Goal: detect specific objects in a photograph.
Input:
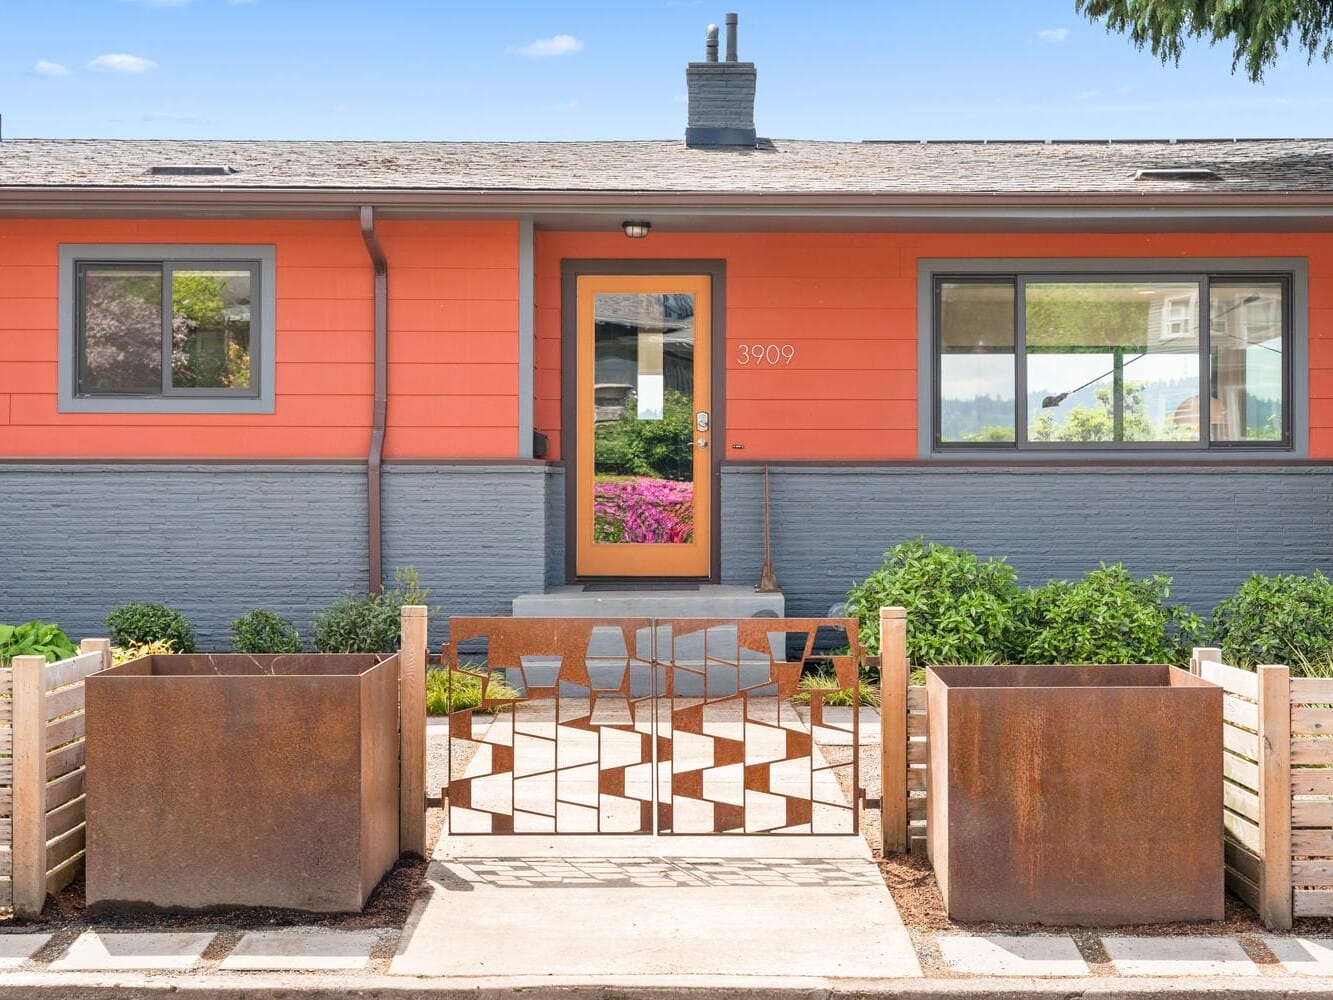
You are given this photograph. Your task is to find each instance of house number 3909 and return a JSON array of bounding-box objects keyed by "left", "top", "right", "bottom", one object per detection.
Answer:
[{"left": 737, "top": 344, "right": 796, "bottom": 366}]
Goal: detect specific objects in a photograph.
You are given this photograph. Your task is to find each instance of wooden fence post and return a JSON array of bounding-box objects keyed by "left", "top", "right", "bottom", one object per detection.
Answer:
[
  {"left": 399, "top": 605, "right": 428, "bottom": 857},
  {"left": 1258, "top": 663, "right": 1293, "bottom": 930},
  {"left": 880, "top": 606, "right": 908, "bottom": 855},
  {"left": 79, "top": 638, "right": 112, "bottom": 673},
  {"left": 12, "top": 655, "right": 47, "bottom": 918},
  {"left": 1192, "top": 646, "right": 1221, "bottom": 678}
]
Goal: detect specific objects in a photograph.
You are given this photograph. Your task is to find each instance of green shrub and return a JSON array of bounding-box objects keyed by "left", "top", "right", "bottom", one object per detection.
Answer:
[
  {"left": 845, "top": 538, "right": 1023, "bottom": 666},
  {"left": 106, "top": 602, "right": 196, "bottom": 653},
  {"left": 0, "top": 621, "right": 78, "bottom": 666},
  {"left": 426, "top": 667, "right": 519, "bottom": 715},
  {"left": 230, "top": 608, "right": 302, "bottom": 654},
  {"left": 1016, "top": 563, "right": 1201, "bottom": 665},
  {"left": 312, "top": 567, "right": 437, "bottom": 653},
  {"left": 1211, "top": 572, "right": 1333, "bottom": 668}
]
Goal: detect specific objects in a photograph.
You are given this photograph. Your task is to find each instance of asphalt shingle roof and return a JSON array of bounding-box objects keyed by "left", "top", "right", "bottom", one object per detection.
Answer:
[{"left": 2, "top": 137, "right": 1332, "bottom": 195}]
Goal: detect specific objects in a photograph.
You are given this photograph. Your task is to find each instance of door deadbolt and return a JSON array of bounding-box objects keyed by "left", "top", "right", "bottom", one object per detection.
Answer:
[{"left": 696, "top": 411, "right": 710, "bottom": 432}]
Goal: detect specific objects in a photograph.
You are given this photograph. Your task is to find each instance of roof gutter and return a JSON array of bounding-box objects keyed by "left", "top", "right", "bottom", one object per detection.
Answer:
[{"left": 359, "top": 205, "right": 388, "bottom": 595}]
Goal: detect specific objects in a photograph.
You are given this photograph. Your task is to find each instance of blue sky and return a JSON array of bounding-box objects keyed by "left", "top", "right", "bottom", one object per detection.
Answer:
[{"left": 3, "top": 0, "right": 1331, "bottom": 141}]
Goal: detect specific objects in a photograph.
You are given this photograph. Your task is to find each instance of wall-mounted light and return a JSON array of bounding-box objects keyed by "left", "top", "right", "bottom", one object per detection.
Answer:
[{"left": 621, "top": 220, "right": 652, "bottom": 239}]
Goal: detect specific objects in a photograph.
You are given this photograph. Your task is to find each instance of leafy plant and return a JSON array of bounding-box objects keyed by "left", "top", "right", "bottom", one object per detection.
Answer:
[
  {"left": 312, "top": 566, "right": 437, "bottom": 653},
  {"left": 230, "top": 608, "right": 302, "bottom": 654},
  {"left": 1016, "top": 563, "right": 1202, "bottom": 665},
  {"left": 593, "top": 389, "right": 694, "bottom": 481},
  {"left": 845, "top": 538, "right": 1023, "bottom": 666},
  {"left": 0, "top": 621, "right": 78, "bottom": 666},
  {"left": 426, "top": 667, "right": 519, "bottom": 715},
  {"left": 112, "top": 639, "right": 178, "bottom": 666},
  {"left": 1211, "top": 571, "right": 1333, "bottom": 668},
  {"left": 106, "top": 602, "right": 196, "bottom": 653},
  {"left": 790, "top": 672, "right": 880, "bottom": 707}
]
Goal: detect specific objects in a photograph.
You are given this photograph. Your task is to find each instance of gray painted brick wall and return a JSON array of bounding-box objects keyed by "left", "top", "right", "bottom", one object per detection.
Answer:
[
  {"left": 2, "top": 462, "right": 560, "bottom": 652},
  {"left": 0, "top": 464, "right": 366, "bottom": 649},
  {"left": 382, "top": 464, "right": 559, "bottom": 645},
  {"left": 721, "top": 465, "right": 1333, "bottom": 619},
  {"left": 544, "top": 466, "right": 566, "bottom": 588}
]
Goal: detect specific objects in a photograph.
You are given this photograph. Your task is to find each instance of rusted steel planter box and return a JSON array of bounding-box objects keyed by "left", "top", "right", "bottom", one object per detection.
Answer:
[
  {"left": 86, "top": 653, "right": 400, "bottom": 914},
  {"left": 925, "top": 664, "right": 1223, "bottom": 926}
]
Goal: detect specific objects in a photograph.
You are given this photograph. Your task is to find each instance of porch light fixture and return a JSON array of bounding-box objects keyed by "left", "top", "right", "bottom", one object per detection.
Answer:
[{"left": 621, "top": 220, "right": 652, "bottom": 239}]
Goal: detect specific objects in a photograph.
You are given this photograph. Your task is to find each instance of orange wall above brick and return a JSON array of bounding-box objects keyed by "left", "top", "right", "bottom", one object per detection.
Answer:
[
  {"left": 0, "top": 218, "right": 520, "bottom": 460},
  {"left": 535, "top": 229, "right": 1333, "bottom": 461}
]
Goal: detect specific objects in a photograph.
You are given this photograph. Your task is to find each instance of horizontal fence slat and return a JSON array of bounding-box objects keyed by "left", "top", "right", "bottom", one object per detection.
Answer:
[
  {"left": 1225, "top": 810, "right": 1262, "bottom": 854},
  {"left": 1291, "top": 739, "right": 1333, "bottom": 767},
  {"left": 45, "top": 851, "right": 82, "bottom": 896},
  {"left": 0, "top": 673, "right": 11, "bottom": 697},
  {"left": 0, "top": 761, "right": 13, "bottom": 785},
  {"left": 906, "top": 687, "right": 926, "bottom": 711},
  {"left": 1224, "top": 782, "right": 1261, "bottom": 824},
  {"left": 1224, "top": 724, "right": 1260, "bottom": 762},
  {"left": 45, "top": 740, "right": 84, "bottom": 782},
  {"left": 1294, "top": 709, "right": 1333, "bottom": 736},
  {"left": 1224, "top": 695, "right": 1259, "bottom": 732},
  {"left": 1226, "top": 840, "right": 1263, "bottom": 886},
  {"left": 0, "top": 788, "right": 13, "bottom": 818},
  {"left": 44, "top": 686, "right": 82, "bottom": 723},
  {"left": 0, "top": 849, "right": 12, "bottom": 878},
  {"left": 1225, "top": 752, "right": 1261, "bottom": 792},
  {"left": 907, "top": 796, "right": 925, "bottom": 820},
  {"left": 1201, "top": 661, "right": 1259, "bottom": 700},
  {"left": 1292, "top": 829, "right": 1333, "bottom": 856},
  {"left": 1295, "top": 890, "right": 1333, "bottom": 918},
  {"left": 0, "top": 702, "right": 11, "bottom": 726},
  {"left": 45, "top": 768, "right": 84, "bottom": 813},
  {"left": 1293, "top": 799, "right": 1333, "bottom": 828},
  {"left": 907, "top": 739, "right": 927, "bottom": 766},
  {"left": 45, "top": 796, "right": 83, "bottom": 841},
  {"left": 45, "top": 714, "right": 83, "bottom": 751},
  {"left": 1227, "top": 868, "right": 1262, "bottom": 912},
  {"left": 45, "top": 825, "right": 84, "bottom": 872},
  {"left": 907, "top": 714, "right": 928, "bottom": 738},
  {"left": 1292, "top": 859, "right": 1333, "bottom": 887},
  {"left": 1292, "top": 769, "right": 1333, "bottom": 795},
  {"left": 1291, "top": 678, "right": 1333, "bottom": 704},
  {"left": 44, "top": 653, "right": 103, "bottom": 692},
  {"left": 907, "top": 766, "right": 927, "bottom": 793}
]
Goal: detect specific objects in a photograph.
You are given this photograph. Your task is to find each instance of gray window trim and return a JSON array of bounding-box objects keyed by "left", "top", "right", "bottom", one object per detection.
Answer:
[
  {"left": 917, "top": 257, "right": 1308, "bottom": 461},
  {"left": 59, "top": 244, "right": 277, "bottom": 414}
]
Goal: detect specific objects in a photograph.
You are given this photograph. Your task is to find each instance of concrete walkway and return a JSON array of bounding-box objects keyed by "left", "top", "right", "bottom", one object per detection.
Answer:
[{"left": 389, "top": 833, "right": 921, "bottom": 981}]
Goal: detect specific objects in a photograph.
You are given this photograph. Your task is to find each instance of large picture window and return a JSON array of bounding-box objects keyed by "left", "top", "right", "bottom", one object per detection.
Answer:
[
  {"left": 936, "top": 273, "right": 1291, "bottom": 450},
  {"left": 58, "top": 244, "right": 276, "bottom": 414}
]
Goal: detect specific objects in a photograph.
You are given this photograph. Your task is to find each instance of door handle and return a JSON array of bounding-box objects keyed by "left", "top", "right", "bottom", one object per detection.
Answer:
[{"left": 695, "top": 438, "right": 709, "bottom": 448}]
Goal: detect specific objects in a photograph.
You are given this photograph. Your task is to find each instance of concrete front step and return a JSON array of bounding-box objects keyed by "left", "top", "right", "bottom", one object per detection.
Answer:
[{"left": 512, "top": 584, "right": 785, "bottom": 619}]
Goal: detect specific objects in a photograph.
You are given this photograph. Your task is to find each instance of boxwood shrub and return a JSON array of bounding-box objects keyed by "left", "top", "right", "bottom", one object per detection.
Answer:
[
  {"left": 1211, "top": 571, "right": 1333, "bottom": 668},
  {"left": 106, "top": 602, "right": 196, "bottom": 653},
  {"left": 230, "top": 608, "right": 302, "bottom": 654}
]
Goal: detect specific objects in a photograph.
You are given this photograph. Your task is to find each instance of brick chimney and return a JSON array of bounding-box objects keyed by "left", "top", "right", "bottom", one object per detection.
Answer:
[{"left": 685, "top": 13, "right": 757, "bottom": 148}]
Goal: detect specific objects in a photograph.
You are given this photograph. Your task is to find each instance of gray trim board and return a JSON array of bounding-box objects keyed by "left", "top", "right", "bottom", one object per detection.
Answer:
[
  {"left": 916, "top": 256, "right": 1309, "bottom": 460},
  {"left": 57, "top": 243, "right": 277, "bottom": 414},
  {"left": 517, "top": 218, "right": 535, "bottom": 459}
]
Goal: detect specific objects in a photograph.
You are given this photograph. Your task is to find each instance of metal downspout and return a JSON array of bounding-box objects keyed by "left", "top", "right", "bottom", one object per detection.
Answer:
[{"left": 360, "top": 206, "right": 388, "bottom": 594}]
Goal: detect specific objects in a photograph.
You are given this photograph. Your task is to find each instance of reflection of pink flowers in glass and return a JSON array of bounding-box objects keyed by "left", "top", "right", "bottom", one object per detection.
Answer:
[{"left": 594, "top": 477, "right": 694, "bottom": 544}]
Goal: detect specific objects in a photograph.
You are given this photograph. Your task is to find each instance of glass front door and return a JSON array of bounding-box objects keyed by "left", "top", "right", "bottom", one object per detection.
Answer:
[{"left": 575, "top": 274, "right": 712, "bottom": 577}]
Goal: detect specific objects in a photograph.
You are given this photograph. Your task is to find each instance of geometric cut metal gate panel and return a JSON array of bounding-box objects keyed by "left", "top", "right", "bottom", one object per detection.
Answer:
[{"left": 443, "top": 616, "right": 861, "bottom": 836}]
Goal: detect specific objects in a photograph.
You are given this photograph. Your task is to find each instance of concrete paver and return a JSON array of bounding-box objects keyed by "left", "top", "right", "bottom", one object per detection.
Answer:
[
  {"left": 49, "top": 931, "right": 214, "bottom": 972},
  {"left": 1265, "top": 936, "right": 1333, "bottom": 976},
  {"left": 390, "top": 834, "right": 921, "bottom": 980},
  {"left": 937, "top": 934, "right": 1089, "bottom": 977},
  {"left": 218, "top": 929, "right": 380, "bottom": 972},
  {"left": 1103, "top": 936, "right": 1257, "bottom": 977},
  {"left": 0, "top": 935, "right": 52, "bottom": 969}
]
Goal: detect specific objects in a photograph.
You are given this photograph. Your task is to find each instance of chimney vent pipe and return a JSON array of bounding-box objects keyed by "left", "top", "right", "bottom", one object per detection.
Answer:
[
  {"left": 725, "top": 12, "right": 738, "bottom": 61},
  {"left": 705, "top": 23, "right": 719, "bottom": 62}
]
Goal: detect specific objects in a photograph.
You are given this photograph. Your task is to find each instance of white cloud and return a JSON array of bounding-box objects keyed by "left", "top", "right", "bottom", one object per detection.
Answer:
[
  {"left": 88, "top": 53, "right": 157, "bottom": 73},
  {"left": 508, "top": 34, "right": 583, "bottom": 58},
  {"left": 1038, "top": 28, "right": 1070, "bottom": 42},
  {"left": 33, "top": 60, "right": 69, "bottom": 77}
]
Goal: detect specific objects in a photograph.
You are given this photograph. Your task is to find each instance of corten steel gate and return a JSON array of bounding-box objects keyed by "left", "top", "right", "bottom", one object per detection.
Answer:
[{"left": 442, "top": 617, "right": 862, "bottom": 835}]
